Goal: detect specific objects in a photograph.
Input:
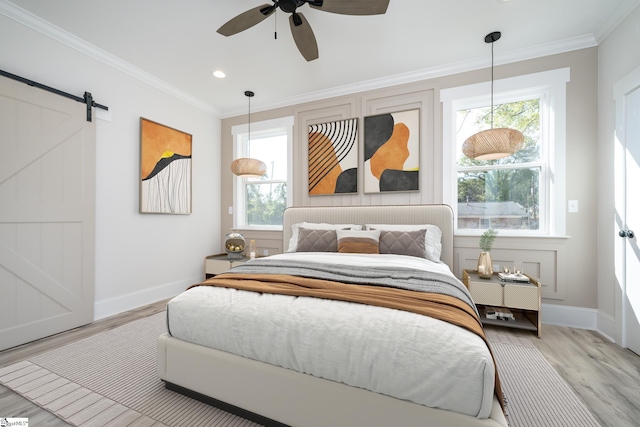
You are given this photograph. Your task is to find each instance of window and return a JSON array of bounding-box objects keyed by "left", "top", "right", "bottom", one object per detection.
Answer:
[
  {"left": 232, "top": 116, "right": 293, "bottom": 230},
  {"left": 441, "top": 68, "right": 570, "bottom": 236}
]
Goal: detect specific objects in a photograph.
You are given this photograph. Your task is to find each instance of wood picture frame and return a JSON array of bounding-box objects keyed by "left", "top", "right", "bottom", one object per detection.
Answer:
[
  {"left": 363, "top": 109, "right": 420, "bottom": 194},
  {"left": 140, "top": 118, "right": 192, "bottom": 214},
  {"left": 308, "top": 118, "right": 358, "bottom": 195}
]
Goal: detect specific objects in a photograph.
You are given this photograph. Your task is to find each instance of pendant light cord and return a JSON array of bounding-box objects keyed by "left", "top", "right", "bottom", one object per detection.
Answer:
[
  {"left": 245, "top": 90, "right": 254, "bottom": 148},
  {"left": 490, "top": 39, "right": 494, "bottom": 129}
]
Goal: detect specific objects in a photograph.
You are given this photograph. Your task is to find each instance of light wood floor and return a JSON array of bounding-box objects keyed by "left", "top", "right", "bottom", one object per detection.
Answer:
[{"left": 1, "top": 301, "right": 639, "bottom": 427}]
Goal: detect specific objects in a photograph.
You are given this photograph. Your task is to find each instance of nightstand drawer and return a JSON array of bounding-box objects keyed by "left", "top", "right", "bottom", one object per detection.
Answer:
[
  {"left": 204, "top": 254, "right": 251, "bottom": 278},
  {"left": 468, "top": 281, "right": 503, "bottom": 306},
  {"left": 205, "top": 258, "right": 232, "bottom": 275},
  {"left": 504, "top": 284, "right": 539, "bottom": 310}
]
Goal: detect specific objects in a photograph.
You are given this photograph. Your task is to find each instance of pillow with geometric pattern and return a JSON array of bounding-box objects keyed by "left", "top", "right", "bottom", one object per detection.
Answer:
[
  {"left": 378, "top": 229, "right": 426, "bottom": 258},
  {"left": 295, "top": 227, "right": 342, "bottom": 252},
  {"left": 366, "top": 224, "right": 442, "bottom": 262}
]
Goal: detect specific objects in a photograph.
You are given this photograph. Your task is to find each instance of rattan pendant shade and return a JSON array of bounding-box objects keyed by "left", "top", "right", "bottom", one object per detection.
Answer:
[
  {"left": 231, "top": 157, "right": 267, "bottom": 177},
  {"left": 231, "top": 90, "right": 267, "bottom": 178},
  {"left": 462, "top": 128, "right": 524, "bottom": 160},
  {"left": 463, "top": 31, "right": 524, "bottom": 161}
]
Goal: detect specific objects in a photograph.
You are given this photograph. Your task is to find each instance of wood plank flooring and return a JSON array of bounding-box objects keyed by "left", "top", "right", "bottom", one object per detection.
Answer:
[{"left": 1, "top": 301, "right": 639, "bottom": 427}]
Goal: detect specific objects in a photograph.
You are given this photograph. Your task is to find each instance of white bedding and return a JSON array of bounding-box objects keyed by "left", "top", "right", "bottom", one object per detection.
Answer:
[{"left": 167, "top": 252, "right": 495, "bottom": 418}]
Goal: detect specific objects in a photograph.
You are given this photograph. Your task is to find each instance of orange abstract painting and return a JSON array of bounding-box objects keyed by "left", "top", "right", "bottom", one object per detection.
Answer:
[
  {"left": 140, "top": 118, "right": 192, "bottom": 214},
  {"left": 363, "top": 109, "right": 420, "bottom": 193}
]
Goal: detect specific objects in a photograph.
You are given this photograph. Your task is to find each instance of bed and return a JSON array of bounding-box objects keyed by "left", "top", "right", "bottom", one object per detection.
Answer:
[{"left": 157, "top": 204, "right": 508, "bottom": 427}]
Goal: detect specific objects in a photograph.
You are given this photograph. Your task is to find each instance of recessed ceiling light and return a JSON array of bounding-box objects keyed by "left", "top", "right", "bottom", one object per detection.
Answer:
[{"left": 213, "top": 70, "right": 226, "bottom": 78}]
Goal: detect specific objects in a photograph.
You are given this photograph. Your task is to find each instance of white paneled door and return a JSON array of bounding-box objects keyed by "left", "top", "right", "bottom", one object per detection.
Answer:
[
  {"left": 615, "top": 67, "right": 640, "bottom": 356},
  {"left": 0, "top": 75, "right": 95, "bottom": 351}
]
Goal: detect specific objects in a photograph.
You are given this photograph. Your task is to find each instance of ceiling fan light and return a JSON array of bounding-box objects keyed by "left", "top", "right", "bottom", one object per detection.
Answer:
[
  {"left": 462, "top": 128, "right": 524, "bottom": 160},
  {"left": 231, "top": 158, "right": 267, "bottom": 177}
]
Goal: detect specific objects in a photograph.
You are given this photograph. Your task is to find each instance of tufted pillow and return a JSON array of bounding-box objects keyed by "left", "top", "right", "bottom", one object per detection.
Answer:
[
  {"left": 378, "top": 229, "right": 426, "bottom": 258},
  {"left": 336, "top": 229, "right": 381, "bottom": 254},
  {"left": 365, "top": 224, "right": 442, "bottom": 262},
  {"left": 296, "top": 228, "right": 340, "bottom": 252},
  {"left": 287, "top": 222, "right": 362, "bottom": 252}
]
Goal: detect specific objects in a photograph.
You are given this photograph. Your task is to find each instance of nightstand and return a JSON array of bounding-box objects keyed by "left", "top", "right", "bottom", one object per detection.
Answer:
[
  {"left": 463, "top": 270, "right": 541, "bottom": 337},
  {"left": 204, "top": 254, "right": 251, "bottom": 279}
]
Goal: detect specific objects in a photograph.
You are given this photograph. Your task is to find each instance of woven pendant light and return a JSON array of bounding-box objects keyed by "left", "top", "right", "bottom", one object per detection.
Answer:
[
  {"left": 462, "top": 32, "right": 524, "bottom": 161},
  {"left": 231, "top": 157, "right": 267, "bottom": 177},
  {"left": 231, "top": 91, "right": 267, "bottom": 178}
]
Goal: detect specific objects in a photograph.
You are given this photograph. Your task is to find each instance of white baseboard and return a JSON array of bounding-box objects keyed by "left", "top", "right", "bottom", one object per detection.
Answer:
[
  {"left": 596, "top": 310, "right": 617, "bottom": 343},
  {"left": 541, "top": 303, "right": 598, "bottom": 330},
  {"left": 93, "top": 276, "right": 199, "bottom": 320}
]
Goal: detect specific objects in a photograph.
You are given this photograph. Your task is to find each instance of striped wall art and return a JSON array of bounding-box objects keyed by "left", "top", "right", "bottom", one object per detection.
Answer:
[{"left": 308, "top": 118, "right": 358, "bottom": 195}]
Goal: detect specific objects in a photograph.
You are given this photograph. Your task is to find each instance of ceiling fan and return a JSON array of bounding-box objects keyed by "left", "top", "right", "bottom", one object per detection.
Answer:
[{"left": 217, "top": 0, "right": 390, "bottom": 62}]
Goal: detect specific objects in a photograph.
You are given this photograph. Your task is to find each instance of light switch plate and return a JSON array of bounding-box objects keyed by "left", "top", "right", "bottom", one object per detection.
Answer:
[{"left": 568, "top": 200, "right": 579, "bottom": 213}]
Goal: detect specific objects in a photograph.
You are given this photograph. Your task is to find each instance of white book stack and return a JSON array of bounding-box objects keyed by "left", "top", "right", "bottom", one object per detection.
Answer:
[
  {"left": 484, "top": 306, "right": 515, "bottom": 321},
  {"left": 497, "top": 272, "right": 530, "bottom": 283}
]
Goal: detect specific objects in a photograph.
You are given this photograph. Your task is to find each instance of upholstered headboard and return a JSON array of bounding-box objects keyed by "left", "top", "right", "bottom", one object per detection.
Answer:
[{"left": 282, "top": 205, "right": 454, "bottom": 271}]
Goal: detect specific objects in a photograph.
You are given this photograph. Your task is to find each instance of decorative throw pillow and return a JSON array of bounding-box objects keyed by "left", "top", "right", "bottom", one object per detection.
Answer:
[
  {"left": 295, "top": 228, "right": 340, "bottom": 252},
  {"left": 286, "top": 222, "right": 363, "bottom": 252},
  {"left": 365, "top": 224, "right": 443, "bottom": 262},
  {"left": 336, "top": 229, "right": 381, "bottom": 254},
  {"left": 378, "top": 229, "right": 426, "bottom": 258}
]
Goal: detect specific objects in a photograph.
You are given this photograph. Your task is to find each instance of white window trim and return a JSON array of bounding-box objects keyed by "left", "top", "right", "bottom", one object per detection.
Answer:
[
  {"left": 440, "top": 68, "right": 570, "bottom": 237},
  {"left": 231, "top": 116, "right": 294, "bottom": 231}
]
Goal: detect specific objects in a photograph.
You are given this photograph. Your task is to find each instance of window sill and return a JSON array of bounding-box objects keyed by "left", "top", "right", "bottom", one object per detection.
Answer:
[
  {"left": 454, "top": 232, "right": 571, "bottom": 240},
  {"left": 233, "top": 226, "right": 283, "bottom": 232}
]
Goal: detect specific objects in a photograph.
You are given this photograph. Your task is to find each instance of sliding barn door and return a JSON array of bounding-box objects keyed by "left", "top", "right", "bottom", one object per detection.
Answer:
[{"left": 0, "top": 75, "right": 95, "bottom": 351}]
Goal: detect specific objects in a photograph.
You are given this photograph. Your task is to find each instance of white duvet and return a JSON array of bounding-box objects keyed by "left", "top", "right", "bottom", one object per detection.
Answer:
[{"left": 167, "top": 252, "right": 495, "bottom": 418}]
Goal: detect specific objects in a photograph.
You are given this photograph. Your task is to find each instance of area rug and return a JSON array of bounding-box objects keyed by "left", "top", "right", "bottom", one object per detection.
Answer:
[{"left": 0, "top": 313, "right": 601, "bottom": 427}]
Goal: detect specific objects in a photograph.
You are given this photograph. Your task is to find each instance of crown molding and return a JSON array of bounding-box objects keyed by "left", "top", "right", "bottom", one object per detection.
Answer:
[
  {"left": 2, "top": 0, "right": 604, "bottom": 120},
  {"left": 222, "top": 34, "right": 598, "bottom": 118},
  {"left": 0, "top": 0, "right": 222, "bottom": 117},
  {"left": 593, "top": 0, "right": 640, "bottom": 43}
]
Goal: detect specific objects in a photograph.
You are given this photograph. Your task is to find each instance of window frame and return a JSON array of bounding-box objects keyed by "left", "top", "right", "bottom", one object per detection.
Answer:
[
  {"left": 440, "top": 68, "right": 570, "bottom": 237},
  {"left": 232, "top": 116, "right": 294, "bottom": 231}
]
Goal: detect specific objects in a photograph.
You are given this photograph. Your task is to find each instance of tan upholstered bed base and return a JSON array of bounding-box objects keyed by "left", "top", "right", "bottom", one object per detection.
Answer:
[
  {"left": 158, "top": 333, "right": 507, "bottom": 427},
  {"left": 159, "top": 205, "right": 507, "bottom": 426}
]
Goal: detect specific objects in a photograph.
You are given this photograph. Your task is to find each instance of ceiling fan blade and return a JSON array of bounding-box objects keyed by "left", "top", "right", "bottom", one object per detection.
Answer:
[
  {"left": 289, "top": 13, "right": 318, "bottom": 62},
  {"left": 217, "top": 4, "right": 276, "bottom": 36},
  {"left": 309, "top": 0, "right": 390, "bottom": 15}
]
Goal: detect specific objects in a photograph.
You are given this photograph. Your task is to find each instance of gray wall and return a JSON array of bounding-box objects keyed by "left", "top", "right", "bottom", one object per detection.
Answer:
[{"left": 221, "top": 47, "right": 600, "bottom": 316}]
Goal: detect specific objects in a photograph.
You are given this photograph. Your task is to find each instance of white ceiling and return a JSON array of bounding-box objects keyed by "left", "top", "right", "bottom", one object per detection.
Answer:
[{"left": 5, "top": 0, "right": 639, "bottom": 117}]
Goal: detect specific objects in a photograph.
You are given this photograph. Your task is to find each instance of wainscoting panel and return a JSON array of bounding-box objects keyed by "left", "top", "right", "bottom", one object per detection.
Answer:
[
  {"left": 454, "top": 236, "right": 569, "bottom": 301},
  {"left": 293, "top": 97, "right": 359, "bottom": 207},
  {"left": 291, "top": 82, "right": 437, "bottom": 208}
]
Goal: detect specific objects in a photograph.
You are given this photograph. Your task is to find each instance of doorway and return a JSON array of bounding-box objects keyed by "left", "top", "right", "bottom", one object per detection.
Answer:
[
  {"left": 614, "top": 66, "right": 640, "bottom": 355},
  {"left": 0, "top": 75, "right": 96, "bottom": 351}
]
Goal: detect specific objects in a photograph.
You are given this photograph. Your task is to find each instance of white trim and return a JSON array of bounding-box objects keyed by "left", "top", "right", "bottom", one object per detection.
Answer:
[
  {"left": 612, "top": 64, "right": 640, "bottom": 349},
  {"left": 221, "top": 36, "right": 595, "bottom": 118},
  {"left": 1, "top": 0, "right": 611, "bottom": 119},
  {"left": 0, "top": 0, "right": 220, "bottom": 117},
  {"left": 541, "top": 303, "right": 598, "bottom": 330},
  {"left": 93, "top": 276, "right": 199, "bottom": 320},
  {"left": 440, "top": 68, "right": 570, "bottom": 237},
  {"left": 231, "top": 116, "right": 294, "bottom": 230},
  {"left": 596, "top": 311, "right": 617, "bottom": 343}
]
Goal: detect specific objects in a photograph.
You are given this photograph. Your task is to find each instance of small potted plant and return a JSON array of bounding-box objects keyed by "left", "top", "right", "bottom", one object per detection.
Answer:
[{"left": 477, "top": 228, "right": 497, "bottom": 279}]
